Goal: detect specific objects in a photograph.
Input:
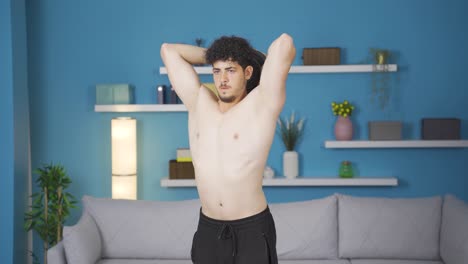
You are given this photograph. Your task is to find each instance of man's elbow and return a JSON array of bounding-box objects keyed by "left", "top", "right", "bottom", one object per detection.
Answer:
[
  {"left": 280, "top": 34, "right": 296, "bottom": 57},
  {"left": 270, "top": 34, "right": 296, "bottom": 58},
  {"left": 279, "top": 33, "right": 293, "bottom": 45},
  {"left": 160, "top": 43, "right": 174, "bottom": 59}
]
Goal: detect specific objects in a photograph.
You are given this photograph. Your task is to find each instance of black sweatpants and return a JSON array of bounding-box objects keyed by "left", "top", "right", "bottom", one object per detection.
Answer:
[{"left": 191, "top": 206, "right": 278, "bottom": 264}]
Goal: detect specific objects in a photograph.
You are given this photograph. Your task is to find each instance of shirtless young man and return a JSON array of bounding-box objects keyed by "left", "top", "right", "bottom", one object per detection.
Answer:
[{"left": 160, "top": 33, "right": 296, "bottom": 264}]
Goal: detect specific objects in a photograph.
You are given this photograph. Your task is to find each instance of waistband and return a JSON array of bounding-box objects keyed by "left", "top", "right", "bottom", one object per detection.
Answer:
[
  {"left": 199, "top": 205, "right": 271, "bottom": 229},
  {"left": 199, "top": 206, "right": 271, "bottom": 260}
]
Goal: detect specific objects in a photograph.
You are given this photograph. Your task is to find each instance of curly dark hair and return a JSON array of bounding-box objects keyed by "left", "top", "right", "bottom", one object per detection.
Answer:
[{"left": 205, "top": 36, "right": 266, "bottom": 93}]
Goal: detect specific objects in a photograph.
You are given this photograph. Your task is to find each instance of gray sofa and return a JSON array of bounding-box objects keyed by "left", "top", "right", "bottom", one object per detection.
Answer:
[{"left": 48, "top": 194, "right": 468, "bottom": 264}]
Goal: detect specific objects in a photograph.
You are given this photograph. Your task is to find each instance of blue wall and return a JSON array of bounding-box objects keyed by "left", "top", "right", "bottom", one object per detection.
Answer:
[
  {"left": 12, "top": 0, "right": 30, "bottom": 263},
  {"left": 1, "top": 0, "right": 15, "bottom": 262},
  {"left": 1, "top": 0, "right": 30, "bottom": 263},
  {"left": 26, "top": 0, "right": 467, "bottom": 216}
]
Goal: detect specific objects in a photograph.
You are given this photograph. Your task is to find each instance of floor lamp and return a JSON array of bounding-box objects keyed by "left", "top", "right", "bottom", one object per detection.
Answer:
[{"left": 111, "top": 117, "right": 137, "bottom": 200}]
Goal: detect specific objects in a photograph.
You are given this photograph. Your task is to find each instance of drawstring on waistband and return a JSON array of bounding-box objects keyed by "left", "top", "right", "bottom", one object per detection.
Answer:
[{"left": 217, "top": 223, "right": 237, "bottom": 259}]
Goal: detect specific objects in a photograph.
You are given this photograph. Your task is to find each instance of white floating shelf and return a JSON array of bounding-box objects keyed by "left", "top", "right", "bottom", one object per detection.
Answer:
[
  {"left": 289, "top": 64, "right": 397, "bottom": 73},
  {"left": 159, "top": 64, "right": 397, "bottom": 75},
  {"left": 325, "top": 140, "right": 468, "bottom": 148},
  {"left": 160, "top": 177, "right": 398, "bottom": 187},
  {"left": 94, "top": 104, "right": 187, "bottom": 112}
]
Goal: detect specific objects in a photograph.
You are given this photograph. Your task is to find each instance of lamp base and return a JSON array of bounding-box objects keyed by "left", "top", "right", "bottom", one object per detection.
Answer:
[{"left": 112, "top": 175, "right": 137, "bottom": 200}]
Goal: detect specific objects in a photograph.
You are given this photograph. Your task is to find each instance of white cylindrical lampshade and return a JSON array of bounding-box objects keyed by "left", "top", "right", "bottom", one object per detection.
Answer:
[
  {"left": 111, "top": 117, "right": 137, "bottom": 200},
  {"left": 112, "top": 117, "right": 137, "bottom": 175},
  {"left": 112, "top": 176, "right": 137, "bottom": 200}
]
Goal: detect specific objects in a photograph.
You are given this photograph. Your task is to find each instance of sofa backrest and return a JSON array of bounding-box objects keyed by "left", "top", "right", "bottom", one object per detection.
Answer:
[
  {"left": 81, "top": 193, "right": 451, "bottom": 261},
  {"left": 83, "top": 195, "right": 200, "bottom": 259},
  {"left": 269, "top": 195, "right": 338, "bottom": 260},
  {"left": 338, "top": 194, "right": 442, "bottom": 260},
  {"left": 440, "top": 194, "right": 468, "bottom": 264}
]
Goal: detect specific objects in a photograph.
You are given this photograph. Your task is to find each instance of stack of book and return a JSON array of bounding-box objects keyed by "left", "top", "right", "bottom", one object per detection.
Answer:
[{"left": 169, "top": 148, "right": 195, "bottom": 179}]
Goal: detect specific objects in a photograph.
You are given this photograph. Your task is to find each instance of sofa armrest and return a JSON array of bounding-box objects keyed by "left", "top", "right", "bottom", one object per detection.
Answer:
[
  {"left": 62, "top": 212, "right": 102, "bottom": 264},
  {"left": 440, "top": 194, "right": 468, "bottom": 264},
  {"left": 47, "top": 241, "right": 67, "bottom": 264}
]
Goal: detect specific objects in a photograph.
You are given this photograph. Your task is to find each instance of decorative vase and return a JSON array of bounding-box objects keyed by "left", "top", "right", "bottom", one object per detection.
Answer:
[
  {"left": 334, "top": 116, "right": 353, "bottom": 140},
  {"left": 339, "top": 161, "right": 354, "bottom": 178},
  {"left": 283, "top": 151, "right": 298, "bottom": 178}
]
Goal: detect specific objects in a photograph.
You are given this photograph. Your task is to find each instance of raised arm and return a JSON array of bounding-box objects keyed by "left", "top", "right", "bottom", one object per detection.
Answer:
[
  {"left": 160, "top": 43, "right": 206, "bottom": 112},
  {"left": 258, "top": 34, "right": 296, "bottom": 114}
]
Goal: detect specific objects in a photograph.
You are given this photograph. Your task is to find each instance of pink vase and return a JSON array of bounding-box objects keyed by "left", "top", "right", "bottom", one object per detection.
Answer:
[{"left": 334, "top": 116, "right": 353, "bottom": 140}]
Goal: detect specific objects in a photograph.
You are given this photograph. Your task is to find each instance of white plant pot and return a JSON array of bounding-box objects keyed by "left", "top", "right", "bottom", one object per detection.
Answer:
[{"left": 283, "top": 151, "right": 299, "bottom": 178}]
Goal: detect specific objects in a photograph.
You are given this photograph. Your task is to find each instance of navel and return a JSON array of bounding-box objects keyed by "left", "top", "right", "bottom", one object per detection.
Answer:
[
  {"left": 233, "top": 133, "right": 239, "bottom": 140},
  {"left": 196, "top": 132, "right": 200, "bottom": 139},
  {"left": 219, "top": 202, "right": 223, "bottom": 207}
]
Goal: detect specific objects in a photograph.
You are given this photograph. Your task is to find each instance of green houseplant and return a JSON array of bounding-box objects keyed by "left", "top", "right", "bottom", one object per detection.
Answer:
[
  {"left": 277, "top": 111, "right": 306, "bottom": 151},
  {"left": 24, "top": 163, "right": 77, "bottom": 264},
  {"left": 277, "top": 112, "right": 306, "bottom": 178}
]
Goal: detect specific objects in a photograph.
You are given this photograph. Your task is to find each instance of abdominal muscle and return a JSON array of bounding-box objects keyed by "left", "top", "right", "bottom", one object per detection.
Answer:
[
  {"left": 189, "top": 114, "right": 270, "bottom": 221},
  {"left": 190, "top": 121, "right": 271, "bottom": 220},
  {"left": 195, "top": 168, "right": 268, "bottom": 220}
]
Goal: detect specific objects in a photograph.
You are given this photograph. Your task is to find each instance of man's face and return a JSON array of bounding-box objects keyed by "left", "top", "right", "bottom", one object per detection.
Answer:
[{"left": 212, "top": 60, "right": 252, "bottom": 103}]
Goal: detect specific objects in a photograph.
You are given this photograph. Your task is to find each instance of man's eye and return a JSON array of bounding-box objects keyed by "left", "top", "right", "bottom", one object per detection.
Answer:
[
  {"left": 213, "top": 71, "right": 220, "bottom": 74},
  {"left": 228, "top": 69, "right": 235, "bottom": 73}
]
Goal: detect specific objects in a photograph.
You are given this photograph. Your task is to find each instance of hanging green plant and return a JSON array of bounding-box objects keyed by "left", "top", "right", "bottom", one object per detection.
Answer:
[
  {"left": 24, "top": 163, "right": 77, "bottom": 264},
  {"left": 365, "top": 48, "right": 395, "bottom": 110},
  {"left": 371, "top": 48, "right": 391, "bottom": 65}
]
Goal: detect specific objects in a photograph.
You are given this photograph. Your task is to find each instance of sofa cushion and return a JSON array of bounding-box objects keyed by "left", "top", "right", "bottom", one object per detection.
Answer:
[
  {"left": 269, "top": 195, "right": 338, "bottom": 259},
  {"left": 338, "top": 194, "right": 442, "bottom": 260},
  {"left": 97, "top": 260, "right": 192, "bottom": 264},
  {"left": 280, "top": 261, "right": 350, "bottom": 264},
  {"left": 350, "top": 260, "right": 444, "bottom": 264},
  {"left": 83, "top": 196, "right": 200, "bottom": 259},
  {"left": 440, "top": 194, "right": 468, "bottom": 264},
  {"left": 97, "top": 260, "right": 351, "bottom": 264},
  {"left": 62, "top": 212, "right": 102, "bottom": 264}
]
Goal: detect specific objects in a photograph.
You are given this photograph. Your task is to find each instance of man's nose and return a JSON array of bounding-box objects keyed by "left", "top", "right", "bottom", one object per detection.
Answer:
[{"left": 221, "top": 71, "right": 228, "bottom": 83}]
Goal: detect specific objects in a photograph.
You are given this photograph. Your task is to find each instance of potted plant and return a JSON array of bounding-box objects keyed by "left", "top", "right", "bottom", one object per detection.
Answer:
[
  {"left": 24, "top": 163, "right": 77, "bottom": 264},
  {"left": 276, "top": 112, "right": 306, "bottom": 178},
  {"left": 370, "top": 48, "right": 391, "bottom": 65},
  {"left": 331, "top": 100, "right": 355, "bottom": 140}
]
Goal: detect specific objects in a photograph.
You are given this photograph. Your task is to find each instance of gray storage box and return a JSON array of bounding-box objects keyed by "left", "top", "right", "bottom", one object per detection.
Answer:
[
  {"left": 96, "top": 84, "right": 134, "bottom": 104},
  {"left": 421, "top": 118, "right": 460, "bottom": 140},
  {"left": 368, "top": 121, "right": 402, "bottom": 140}
]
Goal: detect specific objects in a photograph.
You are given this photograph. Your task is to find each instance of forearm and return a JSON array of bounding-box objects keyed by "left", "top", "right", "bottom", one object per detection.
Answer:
[{"left": 161, "top": 43, "right": 206, "bottom": 65}]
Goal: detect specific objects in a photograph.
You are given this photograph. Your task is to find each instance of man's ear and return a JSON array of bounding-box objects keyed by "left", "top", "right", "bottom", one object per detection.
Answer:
[{"left": 244, "top": 65, "right": 253, "bottom": 80}]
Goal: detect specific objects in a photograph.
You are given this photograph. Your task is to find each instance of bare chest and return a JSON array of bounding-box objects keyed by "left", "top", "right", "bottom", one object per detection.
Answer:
[
  {"left": 190, "top": 99, "right": 261, "bottom": 163},
  {"left": 188, "top": 89, "right": 275, "bottom": 178}
]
